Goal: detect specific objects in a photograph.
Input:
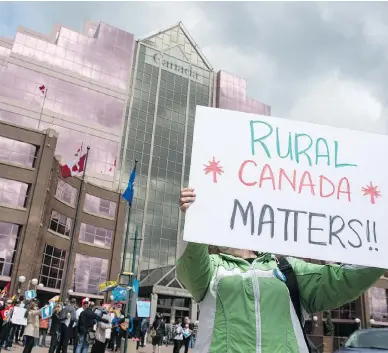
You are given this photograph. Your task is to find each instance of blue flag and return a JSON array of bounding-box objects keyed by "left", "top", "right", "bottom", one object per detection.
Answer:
[{"left": 122, "top": 162, "right": 137, "bottom": 205}]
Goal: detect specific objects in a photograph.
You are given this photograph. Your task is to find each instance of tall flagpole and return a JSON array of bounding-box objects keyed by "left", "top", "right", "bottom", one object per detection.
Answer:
[
  {"left": 120, "top": 160, "right": 138, "bottom": 273},
  {"left": 60, "top": 146, "right": 90, "bottom": 300},
  {"left": 37, "top": 87, "right": 47, "bottom": 131}
]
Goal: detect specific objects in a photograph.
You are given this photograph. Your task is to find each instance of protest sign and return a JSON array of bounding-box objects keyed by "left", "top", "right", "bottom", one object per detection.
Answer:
[
  {"left": 42, "top": 303, "right": 54, "bottom": 319},
  {"left": 11, "top": 307, "right": 27, "bottom": 326},
  {"left": 25, "top": 290, "right": 36, "bottom": 300},
  {"left": 183, "top": 106, "right": 388, "bottom": 268},
  {"left": 136, "top": 301, "right": 150, "bottom": 318}
]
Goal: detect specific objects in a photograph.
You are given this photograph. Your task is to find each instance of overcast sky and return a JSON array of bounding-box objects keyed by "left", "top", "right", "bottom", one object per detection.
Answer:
[{"left": 1, "top": 1, "right": 387, "bottom": 134}]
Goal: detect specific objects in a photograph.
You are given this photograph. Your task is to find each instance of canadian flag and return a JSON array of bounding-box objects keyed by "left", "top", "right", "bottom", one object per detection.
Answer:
[
  {"left": 60, "top": 153, "right": 87, "bottom": 178},
  {"left": 39, "top": 85, "right": 46, "bottom": 95}
]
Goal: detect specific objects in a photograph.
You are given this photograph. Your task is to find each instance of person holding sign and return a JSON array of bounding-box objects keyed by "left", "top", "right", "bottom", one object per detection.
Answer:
[
  {"left": 22, "top": 301, "right": 40, "bottom": 353},
  {"left": 177, "top": 188, "right": 385, "bottom": 353}
]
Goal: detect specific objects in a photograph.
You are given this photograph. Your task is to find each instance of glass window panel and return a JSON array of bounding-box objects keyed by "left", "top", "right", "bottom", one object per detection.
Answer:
[{"left": 38, "top": 244, "right": 67, "bottom": 290}]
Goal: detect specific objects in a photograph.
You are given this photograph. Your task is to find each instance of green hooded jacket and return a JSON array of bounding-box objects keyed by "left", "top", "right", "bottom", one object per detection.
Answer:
[{"left": 176, "top": 242, "right": 384, "bottom": 353}]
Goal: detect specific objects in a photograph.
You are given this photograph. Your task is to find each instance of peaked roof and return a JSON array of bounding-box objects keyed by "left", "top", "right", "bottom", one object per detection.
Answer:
[{"left": 139, "top": 21, "right": 213, "bottom": 71}]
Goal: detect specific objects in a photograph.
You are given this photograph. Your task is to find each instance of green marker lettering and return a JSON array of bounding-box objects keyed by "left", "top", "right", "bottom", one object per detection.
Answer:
[
  {"left": 315, "top": 137, "right": 330, "bottom": 166},
  {"left": 250, "top": 120, "right": 273, "bottom": 157},
  {"left": 294, "top": 133, "right": 313, "bottom": 166},
  {"left": 276, "top": 128, "right": 293, "bottom": 160},
  {"left": 334, "top": 141, "right": 357, "bottom": 168}
]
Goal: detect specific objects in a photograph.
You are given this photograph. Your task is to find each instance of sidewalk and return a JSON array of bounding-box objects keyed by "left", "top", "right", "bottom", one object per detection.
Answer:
[{"left": 10, "top": 342, "right": 175, "bottom": 353}]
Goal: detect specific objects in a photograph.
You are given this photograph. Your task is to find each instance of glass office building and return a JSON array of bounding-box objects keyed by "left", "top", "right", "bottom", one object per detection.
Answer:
[
  {"left": 119, "top": 23, "right": 213, "bottom": 284},
  {"left": 0, "top": 21, "right": 134, "bottom": 188},
  {"left": 118, "top": 22, "right": 273, "bottom": 322}
]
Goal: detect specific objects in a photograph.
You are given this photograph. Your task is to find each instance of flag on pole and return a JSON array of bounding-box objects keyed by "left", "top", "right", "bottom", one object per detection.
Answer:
[
  {"left": 75, "top": 143, "right": 83, "bottom": 157},
  {"left": 109, "top": 159, "right": 117, "bottom": 172},
  {"left": 122, "top": 162, "right": 137, "bottom": 205},
  {"left": 39, "top": 85, "right": 46, "bottom": 95},
  {"left": 60, "top": 153, "right": 87, "bottom": 178},
  {"left": 0, "top": 282, "right": 10, "bottom": 299}
]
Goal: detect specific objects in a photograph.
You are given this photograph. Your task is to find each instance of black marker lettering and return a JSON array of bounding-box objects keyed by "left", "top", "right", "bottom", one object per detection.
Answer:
[
  {"left": 258, "top": 204, "right": 275, "bottom": 238},
  {"left": 230, "top": 199, "right": 255, "bottom": 235},
  {"left": 329, "top": 215, "right": 346, "bottom": 248},
  {"left": 308, "top": 212, "right": 327, "bottom": 246},
  {"left": 347, "top": 219, "right": 362, "bottom": 248}
]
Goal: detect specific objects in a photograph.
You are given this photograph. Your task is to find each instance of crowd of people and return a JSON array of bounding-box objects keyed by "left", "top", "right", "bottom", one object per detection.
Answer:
[
  {"left": 0, "top": 296, "right": 199, "bottom": 353},
  {"left": 0, "top": 296, "right": 147, "bottom": 353},
  {"left": 149, "top": 314, "right": 198, "bottom": 353}
]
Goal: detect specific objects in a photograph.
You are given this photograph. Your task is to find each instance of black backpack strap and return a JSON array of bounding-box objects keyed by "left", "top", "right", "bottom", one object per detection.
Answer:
[{"left": 278, "top": 257, "right": 313, "bottom": 353}]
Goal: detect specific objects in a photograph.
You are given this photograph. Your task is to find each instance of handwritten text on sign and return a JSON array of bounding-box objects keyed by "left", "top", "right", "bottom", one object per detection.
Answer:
[{"left": 183, "top": 107, "right": 388, "bottom": 268}]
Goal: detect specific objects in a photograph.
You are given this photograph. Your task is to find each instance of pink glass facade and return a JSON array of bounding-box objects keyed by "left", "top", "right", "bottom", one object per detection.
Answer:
[
  {"left": 216, "top": 70, "right": 271, "bottom": 116},
  {"left": 0, "top": 21, "right": 134, "bottom": 187}
]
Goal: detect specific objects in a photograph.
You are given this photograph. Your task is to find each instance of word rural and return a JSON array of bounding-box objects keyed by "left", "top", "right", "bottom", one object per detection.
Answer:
[{"left": 184, "top": 107, "right": 388, "bottom": 268}]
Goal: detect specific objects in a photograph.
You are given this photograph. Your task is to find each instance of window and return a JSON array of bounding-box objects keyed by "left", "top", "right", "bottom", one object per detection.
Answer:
[
  {"left": 331, "top": 301, "right": 357, "bottom": 320},
  {"left": 0, "top": 222, "right": 20, "bottom": 276},
  {"left": 74, "top": 254, "right": 108, "bottom": 294},
  {"left": 0, "top": 178, "right": 29, "bottom": 208},
  {"left": 39, "top": 244, "right": 66, "bottom": 289},
  {"left": 79, "top": 223, "right": 113, "bottom": 247},
  {"left": 49, "top": 210, "right": 72, "bottom": 237},
  {"left": 55, "top": 179, "right": 77, "bottom": 207},
  {"left": 0, "top": 136, "right": 37, "bottom": 168},
  {"left": 84, "top": 194, "right": 116, "bottom": 218},
  {"left": 369, "top": 287, "right": 388, "bottom": 322}
]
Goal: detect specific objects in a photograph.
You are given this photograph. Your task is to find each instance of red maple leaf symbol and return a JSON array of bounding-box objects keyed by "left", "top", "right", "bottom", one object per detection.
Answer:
[
  {"left": 203, "top": 157, "right": 224, "bottom": 183},
  {"left": 361, "top": 182, "right": 382, "bottom": 205}
]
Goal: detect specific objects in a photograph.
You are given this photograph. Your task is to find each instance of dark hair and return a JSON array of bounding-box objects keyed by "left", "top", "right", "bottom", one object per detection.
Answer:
[{"left": 208, "top": 246, "right": 221, "bottom": 255}]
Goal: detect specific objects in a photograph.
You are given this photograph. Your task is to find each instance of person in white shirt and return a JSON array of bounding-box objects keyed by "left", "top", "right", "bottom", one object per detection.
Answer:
[{"left": 73, "top": 299, "right": 89, "bottom": 353}]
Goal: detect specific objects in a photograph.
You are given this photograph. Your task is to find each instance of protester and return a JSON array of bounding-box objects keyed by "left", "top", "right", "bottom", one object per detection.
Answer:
[
  {"left": 48, "top": 303, "right": 64, "bottom": 353},
  {"left": 139, "top": 318, "right": 148, "bottom": 348},
  {"left": 110, "top": 311, "right": 124, "bottom": 352},
  {"left": 172, "top": 319, "right": 183, "bottom": 353},
  {"left": 150, "top": 314, "right": 166, "bottom": 353},
  {"left": 0, "top": 299, "right": 14, "bottom": 351},
  {"left": 176, "top": 187, "right": 386, "bottom": 353},
  {"left": 56, "top": 299, "right": 76, "bottom": 353},
  {"left": 73, "top": 298, "right": 89, "bottom": 353},
  {"left": 90, "top": 309, "right": 111, "bottom": 353},
  {"left": 22, "top": 301, "right": 40, "bottom": 353},
  {"left": 38, "top": 310, "right": 49, "bottom": 347},
  {"left": 76, "top": 302, "right": 108, "bottom": 353},
  {"left": 181, "top": 318, "right": 192, "bottom": 353}
]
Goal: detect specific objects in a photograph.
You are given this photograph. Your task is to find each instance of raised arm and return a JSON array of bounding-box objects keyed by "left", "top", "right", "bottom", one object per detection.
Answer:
[
  {"left": 176, "top": 243, "right": 214, "bottom": 302},
  {"left": 287, "top": 257, "right": 385, "bottom": 313},
  {"left": 175, "top": 188, "right": 215, "bottom": 302}
]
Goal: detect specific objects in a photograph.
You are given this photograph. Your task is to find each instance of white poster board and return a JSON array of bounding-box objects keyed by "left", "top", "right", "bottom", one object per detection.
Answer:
[
  {"left": 11, "top": 307, "right": 27, "bottom": 326},
  {"left": 184, "top": 106, "right": 388, "bottom": 268}
]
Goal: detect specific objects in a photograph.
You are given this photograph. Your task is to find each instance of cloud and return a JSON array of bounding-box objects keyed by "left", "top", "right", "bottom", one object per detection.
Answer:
[
  {"left": 288, "top": 71, "right": 385, "bottom": 133},
  {"left": 1, "top": 2, "right": 388, "bottom": 133}
]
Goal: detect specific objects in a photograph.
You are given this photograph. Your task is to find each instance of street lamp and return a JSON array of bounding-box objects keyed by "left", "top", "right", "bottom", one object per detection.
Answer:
[
  {"left": 38, "top": 283, "right": 44, "bottom": 289},
  {"left": 355, "top": 318, "right": 361, "bottom": 329},
  {"left": 17, "top": 276, "right": 26, "bottom": 294},
  {"left": 370, "top": 318, "right": 375, "bottom": 325},
  {"left": 312, "top": 315, "right": 318, "bottom": 327},
  {"left": 31, "top": 278, "right": 38, "bottom": 286},
  {"left": 110, "top": 295, "right": 114, "bottom": 301},
  {"left": 68, "top": 289, "right": 74, "bottom": 295}
]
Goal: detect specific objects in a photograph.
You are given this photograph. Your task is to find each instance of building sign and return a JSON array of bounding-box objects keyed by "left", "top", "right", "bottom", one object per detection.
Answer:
[
  {"left": 153, "top": 53, "right": 199, "bottom": 80},
  {"left": 153, "top": 285, "right": 191, "bottom": 298},
  {"left": 184, "top": 106, "right": 388, "bottom": 269}
]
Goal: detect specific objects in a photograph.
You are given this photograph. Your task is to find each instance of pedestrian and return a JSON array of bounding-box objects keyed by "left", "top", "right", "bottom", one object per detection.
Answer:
[
  {"left": 181, "top": 319, "right": 192, "bottom": 353},
  {"left": 150, "top": 314, "right": 166, "bottom": 353},
  {"left": 176, "top": 187, "right": 386, "bottom": 353},
  {"left": 75, "top": 302, "right": 108, "bottom": 353},
  {"left": 56, "top": 299, "right": 76, "bottom": 353},
  {"left": 0, "top": 299, "right": 14, "bottom": 351},
  {"left": 73, "top": 298, "right": 89, "bottom": 353},
  {"left": 172, "top": 319, "right": 183, "bottom": 353},
  {"left": 90, "top": 309, "right": 111, "bottom": 353},
  {"left": 48, "top": 303, "right": 64, "bottom": 353},
  {"left": 38, "top": 307, "right": 49, "bottom": 347},
  {"left": 22, "top": 301, "right": 40, "bottom": 353},
  {"left": 110, "top": 311, "right": 123, "bottom": 352},
  {"left": 139, "top": 318, "right": 148, "bottom": 348}
]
